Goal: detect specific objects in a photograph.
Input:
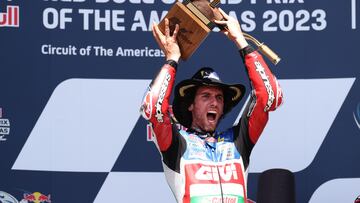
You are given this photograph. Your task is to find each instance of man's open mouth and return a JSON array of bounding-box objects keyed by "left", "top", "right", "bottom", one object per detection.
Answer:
[{"left": 207, "top": 111, "right": 217, "bottom": 122}]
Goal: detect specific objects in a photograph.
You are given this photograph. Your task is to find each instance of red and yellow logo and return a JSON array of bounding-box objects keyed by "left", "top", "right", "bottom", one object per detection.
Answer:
[
  {"left": 0, "top": 4, "right": 19, "bottom": 27},
  {"left": 22, "top": 192, "right": 51, "bottom": 203}
]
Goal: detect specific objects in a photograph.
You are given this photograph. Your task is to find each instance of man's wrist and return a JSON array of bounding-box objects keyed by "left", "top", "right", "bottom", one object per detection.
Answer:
[
  {"left": 239, "top": 45, "right": 255, "bottom": 61},
  {"left": 165, "top": 59, "right": 178, "bottom": 70},
  {"left": 234, "top": 36, "right": 249, "bottom": 50}
]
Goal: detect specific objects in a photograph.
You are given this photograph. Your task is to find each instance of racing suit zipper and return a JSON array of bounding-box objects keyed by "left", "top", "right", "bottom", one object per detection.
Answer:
[
  {"left": 216, "top": 165, "right": 224, "bottom": 203},
  {"left": 210, "top": 145, "right": 224, "bottom": 203}
]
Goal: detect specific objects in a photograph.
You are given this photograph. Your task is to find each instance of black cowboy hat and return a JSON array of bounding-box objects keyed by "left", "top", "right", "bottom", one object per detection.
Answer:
[{"left": 173, "top": 67, "right": 246, "bottom": 128}]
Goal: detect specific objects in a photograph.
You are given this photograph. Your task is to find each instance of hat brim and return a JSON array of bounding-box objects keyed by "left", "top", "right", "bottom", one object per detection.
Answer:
[{"left": 173, "top": 79, "right": 246, "bottom": 128}]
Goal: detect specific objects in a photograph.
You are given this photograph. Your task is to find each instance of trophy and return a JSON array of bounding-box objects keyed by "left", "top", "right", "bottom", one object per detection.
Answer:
[{"left": 158, "top": 0, "right": 281, "bottom": 64}]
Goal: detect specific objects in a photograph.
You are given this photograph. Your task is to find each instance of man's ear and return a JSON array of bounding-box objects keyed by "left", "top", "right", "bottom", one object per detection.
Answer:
[{"left": 188, "top": 104, "right": 194, "bottom": 111}]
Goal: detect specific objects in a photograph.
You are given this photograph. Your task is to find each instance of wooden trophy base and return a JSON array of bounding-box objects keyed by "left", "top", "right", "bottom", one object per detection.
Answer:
[{"left": 158, "top": 2, "right": 211, "bottom": 60}]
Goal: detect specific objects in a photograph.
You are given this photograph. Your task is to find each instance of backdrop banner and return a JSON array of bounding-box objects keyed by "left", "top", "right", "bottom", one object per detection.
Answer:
[{"left": 1, "top": 0, "right": 359, "bottom": 202}]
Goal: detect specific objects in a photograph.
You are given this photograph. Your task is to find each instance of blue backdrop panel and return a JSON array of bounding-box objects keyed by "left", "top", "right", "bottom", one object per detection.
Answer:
[{"left": 1, "top": 0, "right": 359, "bottom": 202}]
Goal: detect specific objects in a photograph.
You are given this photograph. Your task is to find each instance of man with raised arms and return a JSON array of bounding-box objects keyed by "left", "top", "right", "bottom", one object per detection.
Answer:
[{"left": 140, "top": 9, "right": 283, "bottom": 203}]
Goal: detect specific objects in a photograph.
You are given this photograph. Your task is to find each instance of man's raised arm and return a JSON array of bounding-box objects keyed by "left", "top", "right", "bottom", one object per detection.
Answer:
[
  {"left": 215, "top": 9, "right": 283, "bottom": 145},
  {"left": 139, "top": 19, "right": 181, "bottom": 152}
]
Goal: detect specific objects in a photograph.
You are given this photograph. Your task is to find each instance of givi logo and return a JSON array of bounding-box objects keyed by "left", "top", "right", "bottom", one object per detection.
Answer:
[{"left": 195, "top": 163, "right": 238, "bottom": 182}]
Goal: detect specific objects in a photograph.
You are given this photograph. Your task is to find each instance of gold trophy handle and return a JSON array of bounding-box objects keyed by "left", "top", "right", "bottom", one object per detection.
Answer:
[
  {"left": 258, "top": 43, "right": 281, "bottom": 65},
  {"left": 243, "top": 33, "right": 281, "bottom": 65}
]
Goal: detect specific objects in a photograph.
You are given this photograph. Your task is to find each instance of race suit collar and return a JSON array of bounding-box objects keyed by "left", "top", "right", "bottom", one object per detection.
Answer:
[{"left": 187, "top": 127, "right": 217, "bottom": 139}]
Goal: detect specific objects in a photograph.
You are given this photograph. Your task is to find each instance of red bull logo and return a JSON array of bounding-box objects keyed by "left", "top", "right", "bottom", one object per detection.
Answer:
[
  {"left": 22, "top": 192, "right": 51, "bottom": 203},
  {"left": 0, "top": 5, "right": 19, "bottom": 27}
]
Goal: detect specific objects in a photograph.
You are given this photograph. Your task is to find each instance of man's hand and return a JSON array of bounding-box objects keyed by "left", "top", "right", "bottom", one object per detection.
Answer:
[
  {"left": 214, "top": 8, "right": 249, "bottom": 50},
  {"left": 152, "top": 18, "right": 181, "bottom": 63}
]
